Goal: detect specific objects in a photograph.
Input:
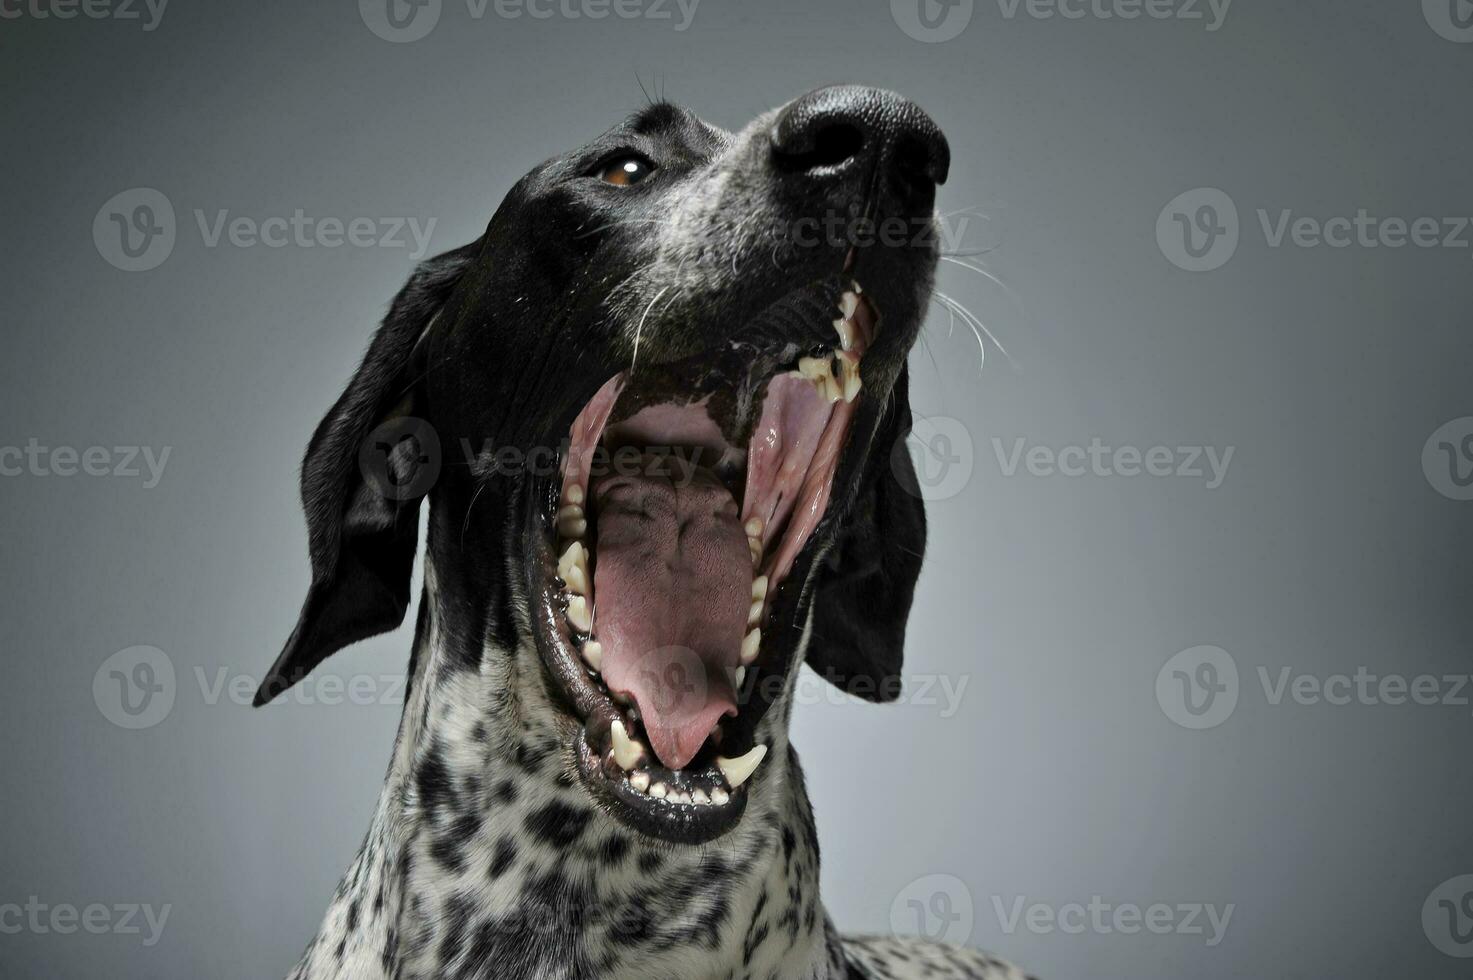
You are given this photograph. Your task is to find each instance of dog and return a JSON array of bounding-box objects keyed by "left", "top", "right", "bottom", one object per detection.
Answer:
[{"left": 257, "top": 85, "right": 1030, "bottom": 980}]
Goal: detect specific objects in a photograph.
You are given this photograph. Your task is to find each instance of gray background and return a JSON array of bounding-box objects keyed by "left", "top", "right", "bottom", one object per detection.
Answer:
[{"left": 2, "top": 0, "right": 1471, "bottom": 977}]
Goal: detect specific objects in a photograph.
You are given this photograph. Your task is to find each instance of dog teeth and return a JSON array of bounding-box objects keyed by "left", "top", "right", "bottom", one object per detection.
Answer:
[
  {"left": 581, "top": 640, "right": 603, "bottom": 672},
  {"left": 746, "top": 517, "right": 764, "bottom": 567},
  {"left": 747, "top": 598, "right": 764, "bottom": 628},
  {"left": 565, "top": 484, "right": 585, "bottom": 506},
  {"left": 671, "top": 789, "right": 692, "bottom": 805},
  {"left": 839, "top": 355, "right": 862, "bottom": 403},
  {"left": 557, "top": 503, "right": 587, "bottom": 539},
  {"left": 839, "top": 290, "right": 859, "bottom": 319},
  {"left": 610, "top": 719, "right": 645, "bottom": 771},
  {"left": 649, "top": 781, "right": 668, "bottom": 799},
  {"left": 692, "top": 788, "right": 710, "bottom": 805},
  {"left": 834, "top": 318, "right": 856, "bottom": 352},
  {"left": 744, "top": 517, "right": 764, "bottom": 538},
  {"left": 710, "top": 786, "right": 730, "bottom": 805},
  {"left": 740, "top": 628, "right": 761, "bottom": 666},
  {"left": 716, "top": 744, "right": 767, "bottom": 789},
  {"left": 751, "top": 575, "right": 768, "bottom": 601},
  {"left": 558, "top": 541, "right": 590, "bottom": 595},
  {"left": 734, "top": 666, "right": 746, "bottom": 687},
  {"left": 566, "top": 595, "right": 592, "bottom": 634},
  {"left": 749, "top": 537, "right": 763, "bottom": 566},
  {"left": 629, "top": 770, "right": 650, "bottom": 793}
]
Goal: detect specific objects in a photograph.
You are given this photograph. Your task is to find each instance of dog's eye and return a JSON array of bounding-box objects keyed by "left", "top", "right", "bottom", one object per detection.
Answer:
[{"left": 597, "top": 155, "right": 655, "bottom": 187}]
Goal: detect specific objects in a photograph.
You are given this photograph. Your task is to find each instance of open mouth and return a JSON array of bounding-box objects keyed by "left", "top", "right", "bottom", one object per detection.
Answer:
[{"left": 530, "top": 276, "right": 880, "bottom": 842}]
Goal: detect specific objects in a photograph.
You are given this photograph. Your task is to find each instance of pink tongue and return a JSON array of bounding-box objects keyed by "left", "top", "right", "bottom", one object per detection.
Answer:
[{"left": 592, "top": 464, "right": 750, "bottom": 771}]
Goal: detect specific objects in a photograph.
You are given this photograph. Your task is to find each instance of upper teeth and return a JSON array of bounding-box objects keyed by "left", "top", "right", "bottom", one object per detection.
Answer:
[{"left": 794, "top": 294, "right": 865, "bottom": 404}]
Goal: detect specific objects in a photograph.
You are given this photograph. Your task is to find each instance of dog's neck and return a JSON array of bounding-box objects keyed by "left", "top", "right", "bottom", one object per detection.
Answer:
[{"left": 287, "top": 561, "right": 847, "bottom": 980}]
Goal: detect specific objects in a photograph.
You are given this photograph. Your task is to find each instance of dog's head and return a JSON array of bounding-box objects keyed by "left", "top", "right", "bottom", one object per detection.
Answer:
[{"left": 259, "top": 85, "right": 948, "bottom": 845}]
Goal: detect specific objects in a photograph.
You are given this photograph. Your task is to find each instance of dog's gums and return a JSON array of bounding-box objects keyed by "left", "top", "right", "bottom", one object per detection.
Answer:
[{"left": 537, "top": 280, "right": 881, "bottom": 841}]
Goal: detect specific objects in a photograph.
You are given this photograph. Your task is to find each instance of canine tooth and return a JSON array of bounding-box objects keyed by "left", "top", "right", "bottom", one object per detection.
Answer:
[
  {"left": 629, "top": 770, "right": 650, "bottom": 793},
  {"left": 744, "top": 517, "right": 764, "bottom": 538},
  {"left": 566, "top": 595, "right": 592, "bottom": 633},
  {"left": 581, "top": 640, "right": 603, "bottom": 672},
  {"left": 610, "top": 719, "right": 644, "bottom": 771},
  {"left": 716, "top": 744, "right": 768, "bottom": 789},
  {"left": 735, "top": 666, "right": 746, "bottom": 687},
  {"left": 740, "top": 628, "right": 761, "bottom": 665},
  {"left": 649, "top": 781, "right": 668, "bottom": 799},
  {"left": 710, "top": 786, "right": 730, "bottom": 805},
  {"left": 850, "top": 279, "right": 862, "bottom": 294},
  {"left": 839, "top": 290, "right": 859, "bottom": 319},
  {"left": 834, "top": 317, "right": 856, "bottom": 351},
  {"left": 692, "top": 788, "right": 710, "bottom": 805},
  {"left": 751, "top": 575, "right": 768, "bottom": 600}
]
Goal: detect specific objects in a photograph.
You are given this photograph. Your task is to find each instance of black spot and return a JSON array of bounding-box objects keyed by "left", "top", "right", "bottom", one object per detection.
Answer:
[{"left": 524, "top": 800, "right": 590, "bottom": 849}]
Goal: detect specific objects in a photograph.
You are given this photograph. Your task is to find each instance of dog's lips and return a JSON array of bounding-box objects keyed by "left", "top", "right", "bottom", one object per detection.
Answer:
[{"left": 530, "top": 279, "right": 878, "bottom": 842}]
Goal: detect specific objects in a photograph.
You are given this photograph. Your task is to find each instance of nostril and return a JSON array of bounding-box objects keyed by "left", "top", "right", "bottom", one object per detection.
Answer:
[
  {"left": 893, "top": 135, "right": 939, "bottom": 187},
  {"left": 808, "top": 122, "right": 865, "bottom": 169},
  {"left": 773, "top": 120, "right": 866, "bottom": 174}
]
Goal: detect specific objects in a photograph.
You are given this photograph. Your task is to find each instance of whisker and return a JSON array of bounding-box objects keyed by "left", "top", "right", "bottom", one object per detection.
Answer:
[{"left": 631, "top": 285, "right": 669, "bottom": 377}]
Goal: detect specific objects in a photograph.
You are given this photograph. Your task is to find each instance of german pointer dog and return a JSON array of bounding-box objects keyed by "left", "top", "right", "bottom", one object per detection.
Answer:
[{"left": 257, "top": 85, "right": 1030, "bottom": 980}]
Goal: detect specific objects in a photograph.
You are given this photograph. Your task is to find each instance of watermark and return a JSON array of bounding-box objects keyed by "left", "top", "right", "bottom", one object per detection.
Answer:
[
  {"left": 1424, "top": 875, "right": 1473, "bottom": 957},
  {"left": 1422, "top": 417, "right": 1473, "bottom": 501},
  {"left": 1156, "top": 188, "right": 1238, "bottom": 272},
  {"left": 892, "top": 0, "right": 974, "bottom": 42},
  {"left": 1158, "top": 188, "right": 1473, "bottom": 271},
  {"left": 93, "top": 646, "right": 176, "bottom": 730},
  {"left": 992, "top": 437, "right": 1234, "bottom": 488},
  {"left": 1158, "top": 646, "right": 1473, "bottom": 728},
  {"left": 0, "top": 898, "right": 170, "bottom": 947},
  {"left": 0, "top": 0, "right": 167, "bottom": 29},
  {"left": 994, "top": 0, "right": 1230, "bottom": 30},
  {"left": 359, "top": 0, "right": 699, "bottom": 43},
  {"left": 895, "top": 414, "right": 976, "bottom": 501},
  {"left": 890, "top": 874, "right": 974, "bottom": 944},
  {"left": 1423, "top": 0, "right": 1473, "bottom": 42},
  {"left": 93, "top": 189, "right": 437, "bottom": 272},
  {"left": 1156, "top": 645, "right": 1238, "bottom": 729},
  {"left": 0, "top": 440, "right": 170, "bottom": 487},
  {"left": 357, "top": 420, "right": 788, "bottom": 501},
  {"left": 208, "top": 667, "right": 409, "bottom": 709},
  {"left": 93, "top": 188, "right": 175, "bottom": 272},
  {"left": 992, "top": 895, "right": 1234, "bottom": 946}
]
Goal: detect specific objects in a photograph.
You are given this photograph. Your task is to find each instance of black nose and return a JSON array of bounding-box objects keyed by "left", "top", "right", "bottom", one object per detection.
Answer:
[{"left": 770, "top": 85, "right": 950, "bottom": 197}]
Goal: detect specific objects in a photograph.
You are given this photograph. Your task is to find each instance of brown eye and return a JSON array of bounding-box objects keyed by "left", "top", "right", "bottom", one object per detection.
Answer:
[{"left": 598, "top": 156, "right": 654, "bottom": 186}]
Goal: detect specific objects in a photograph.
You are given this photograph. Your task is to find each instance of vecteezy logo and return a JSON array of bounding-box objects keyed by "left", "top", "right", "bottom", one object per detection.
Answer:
[
  {"left": 1422, "top": 417, "right": 1473, "bottom": 501},
  {"left": 93, "top": 188, "right": 176, "bottom": 272},
  {"left": 359, "top": 417, "right": 442, "bottom": 501},
  {"left": 1156, "top": 188, "right": 1239, "bottom": 272},
  {"left": 1156, "top": 645, "right": 1238, "bottom": 729},
  {"left": 894, "top": 414, "right": 974, "bottom": 501},
  {"left": 360, "top": 0, "right": 442, "bottom": 42},
  {"left": 890, "top": 874, "right": 974, "bottom": 945},
  {"left": 1424, "top": 0, "right": 1473, "bottom": 42},
  {"left": 1424, "top": 875, "right": 1473, "bottom": 957},
  {"left": 632, "top": 645, "right": 709, "bottom": 725},
  {"left": 93, "top": 646, "right": 176, "bottom": 729},
  {"left": 891, "top": 0, "right": 974, "bottom": 42}
]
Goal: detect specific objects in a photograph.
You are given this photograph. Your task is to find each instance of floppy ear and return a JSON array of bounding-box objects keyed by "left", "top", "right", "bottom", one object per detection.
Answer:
[
  {"left": 803, "top": 365, "right": 927, "bottom": 702},
  {"left": 254, "top": 243, "right": 477, "bottom": 706}
]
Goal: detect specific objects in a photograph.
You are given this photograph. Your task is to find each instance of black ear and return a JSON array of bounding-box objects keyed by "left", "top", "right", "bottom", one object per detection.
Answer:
[
  {"left": 254, "top": 243, "right": 477, "bottom": 706},
  {"left": 803, "top": 365, "right": 927, "bottom": 703}
]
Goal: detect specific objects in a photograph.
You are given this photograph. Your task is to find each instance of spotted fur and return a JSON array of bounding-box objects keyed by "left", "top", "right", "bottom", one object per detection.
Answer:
[{"left": 282, "top": 563, "right": 1027, "bottom": 979}]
